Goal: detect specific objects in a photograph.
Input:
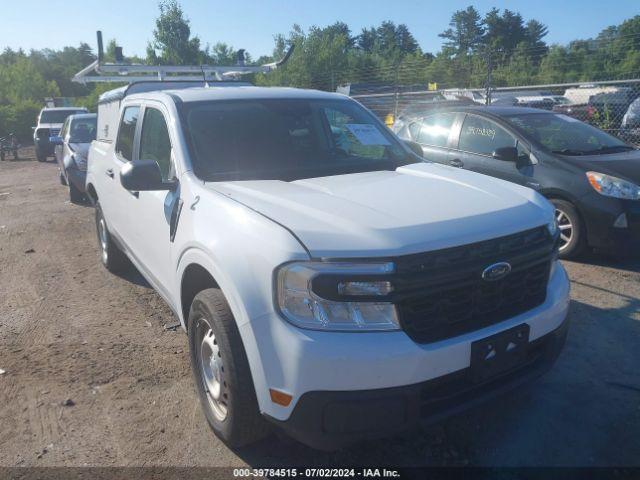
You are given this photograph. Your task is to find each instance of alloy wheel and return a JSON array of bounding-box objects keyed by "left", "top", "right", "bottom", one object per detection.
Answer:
[{"left": 556, "top": 208, "right": 573, "bottom": 252}]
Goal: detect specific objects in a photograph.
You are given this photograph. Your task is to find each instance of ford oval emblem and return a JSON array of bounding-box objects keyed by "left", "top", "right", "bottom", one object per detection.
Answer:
[{"left": 482, "top": 262, "right": 512, "bottom": 281}]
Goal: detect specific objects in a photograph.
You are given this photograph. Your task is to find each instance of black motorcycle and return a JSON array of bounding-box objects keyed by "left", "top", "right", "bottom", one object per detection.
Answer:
[{"left": 0, "top": 133, "right": 19, "bottom": 161}]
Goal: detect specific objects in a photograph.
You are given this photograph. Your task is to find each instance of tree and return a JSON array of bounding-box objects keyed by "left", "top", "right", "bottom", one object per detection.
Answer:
[
  {"left": 146, "top": 0, "right": 204, "bottom": 65},
  {"left": 483, "top": 8, "right": 527, "bottom": 61},
  {"left": 439, "top": 6, "right": 485, "bottom": 56}
]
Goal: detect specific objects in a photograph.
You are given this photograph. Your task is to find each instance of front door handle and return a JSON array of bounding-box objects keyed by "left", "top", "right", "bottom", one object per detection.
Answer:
[
  {"left": 105, "top": 168, "right": 114, "bottom": 178},
  {"left": 449, "top": 158, "right": 464, "bottom": 168}
]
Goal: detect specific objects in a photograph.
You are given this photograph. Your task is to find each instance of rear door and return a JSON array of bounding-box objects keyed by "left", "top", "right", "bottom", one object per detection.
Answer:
[
  {"left": 102, "top": 105, "right": 141, "bottom": 238},
  {"left": 453, "top": 113, "right": 534, "bottom": 185},
  {"left": 409, "top": 112, "right": 459, "bottom": 164}
]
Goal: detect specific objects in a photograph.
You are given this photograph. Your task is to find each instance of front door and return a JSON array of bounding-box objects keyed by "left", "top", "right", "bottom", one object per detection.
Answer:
[
  {"left": 118, "top": 104, "right": 179, "bottom": 300},
  {"left": 454, "top": 114, "right": 535, "bottom": 185}
]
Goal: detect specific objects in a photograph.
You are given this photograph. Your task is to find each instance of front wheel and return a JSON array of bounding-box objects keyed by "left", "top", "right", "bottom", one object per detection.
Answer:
[
  {"left": 95, "top": 202, "right": 129, "bottom": 273},
  {"left": 188, "top": 288, "right": 269, "bottom": 448},
  {"left": 551, "top": 199, "right": 586, "bottom": 259}
]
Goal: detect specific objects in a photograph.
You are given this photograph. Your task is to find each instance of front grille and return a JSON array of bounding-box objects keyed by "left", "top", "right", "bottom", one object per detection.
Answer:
[{"left": 392, "top": 227, "right": 555, "bottom": 343}]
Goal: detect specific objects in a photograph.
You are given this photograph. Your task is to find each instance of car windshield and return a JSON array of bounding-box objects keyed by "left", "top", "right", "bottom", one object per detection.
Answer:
[
  {"left": 69, "top": 117, "right": 96, "bottom": 143},
  {"left": 505, "top": 112, "right": 634, "bottom": 155},
  {"left": 180, "top": 98, "right": 413, "bottom": 181},
  {"left": 40, "top": 110, "right": 85, "bottom": 124}
]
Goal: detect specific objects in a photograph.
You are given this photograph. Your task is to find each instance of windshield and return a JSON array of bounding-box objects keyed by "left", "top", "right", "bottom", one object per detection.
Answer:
[
  {"left": 505, "top": 112, "right": 633, "bottom": 155},
  {"left": 180, "top": 98, "right": 413, "bottom": 181},
  {"left": 69, "top": 117, "right": 96, "bottom": 143},
  {"left": 40, "top": 110, "right": 85, "bottom": 124}
]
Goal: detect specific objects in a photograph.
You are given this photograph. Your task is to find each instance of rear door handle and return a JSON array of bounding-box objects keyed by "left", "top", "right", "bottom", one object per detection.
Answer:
[
  {"left": 105, "top": 168, "right": 114, "bottom": 178},
  {"left": 449, "top": 158, "right": 464, "bottom": 168}
]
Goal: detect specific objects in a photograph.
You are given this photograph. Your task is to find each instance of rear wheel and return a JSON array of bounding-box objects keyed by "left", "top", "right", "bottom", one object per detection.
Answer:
[
  {"left": 95, "top": 202, "right": 129, "bottom": 273},
  {"left": 36, "top": 151, "right": 46, "bottom": 162},
  {"left": 188, "top": 288, "right": 269, "bottom": 447},
  {"left": 551, "top": 199, "right": 585, "bottom": 259}
]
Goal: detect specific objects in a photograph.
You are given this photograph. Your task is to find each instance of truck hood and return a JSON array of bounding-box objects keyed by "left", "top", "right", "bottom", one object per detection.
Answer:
[{"left": 207, "top": 162, "right": 553, "bottom": 258}]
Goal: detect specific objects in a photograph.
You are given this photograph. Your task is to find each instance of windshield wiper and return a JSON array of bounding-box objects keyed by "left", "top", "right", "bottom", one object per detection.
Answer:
[
  {"left": 584, "top": 145, "right": 635, "bottom": 154},
  {"left": 552, "top": 149, "right": 585, "bottom": 156}
]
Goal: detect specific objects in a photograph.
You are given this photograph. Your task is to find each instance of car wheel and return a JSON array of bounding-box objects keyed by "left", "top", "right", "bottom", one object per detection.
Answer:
[
  {"left": 0, "top": 150, "right": 4, "bottom": 161},
  {"left": 188, "top": 288, "right": 269, "bottom": 448},
  {"left": 36, "top": 153, "right": 46, "bottom": 162},
  {"left": 551, "top": 199, "right": 585, "bottom": 259},
  {"left": 95, "top": 202, "right": 129, "bottom": 273},
  {"left": 69, "top": 180, "right": 84, "bottom": 204}
]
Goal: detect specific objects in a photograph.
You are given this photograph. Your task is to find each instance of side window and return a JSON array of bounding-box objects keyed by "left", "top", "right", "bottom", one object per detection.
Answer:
[
  {"left": 458, "top": 115, "right": 516, "bottom": 156},
  {"left": 139, "top": 107, "right": 172, "bottom": 180},
  {"left": 115, "top": 106, "right": 140, "bottom": 161},
  {"left": 415, "top": 113, "right": 457, "bottom": 147},
  {"left": 408, "top": 122, "right": 421, "bottom": 140}
]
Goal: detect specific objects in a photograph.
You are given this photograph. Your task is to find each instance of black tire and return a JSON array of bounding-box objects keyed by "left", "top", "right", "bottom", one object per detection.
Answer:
[
  {"left": 551, "top": 199, "right": 586, "bottom": 259},
  {"left": 69, "top": 179, "right": 84, "bottom": 204},
  {"left": 188, "top": 288, "right": 269, "bottom": 448},
  {"left": 36, "top": 152, "right": 46, "bottom": 162},
  {"left": 0, "top": 151, "right": 4, "bottom": 161},
  {"left": 95, "top": 202, "right": 129, "bottom": 273}
]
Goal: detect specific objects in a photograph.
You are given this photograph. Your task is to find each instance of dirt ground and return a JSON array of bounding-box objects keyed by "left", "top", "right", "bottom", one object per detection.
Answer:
[{"left": 1, "top": 149, "right": 639, "bottom": 468}]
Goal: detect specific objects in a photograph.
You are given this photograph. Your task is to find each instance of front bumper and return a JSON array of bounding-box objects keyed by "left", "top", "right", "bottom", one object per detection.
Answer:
[
  {"left": 579, "top": 193, "right": 640, "bottom": 254},
  {"left": 66, "top": 167, "right": 87, "bottom": 193},
  {"left": 268, "top": 316, "right": 568, "bottom": 450},
  {"left": 242, "top": 262, "right": 570, "bottom": 448},
  {"left": 34, "top": 139, "right": 54, "bottom": 156}
]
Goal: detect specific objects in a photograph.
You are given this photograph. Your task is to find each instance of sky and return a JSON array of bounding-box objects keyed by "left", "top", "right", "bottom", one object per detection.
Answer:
[{"left": 1, "top": 0, "right": 639, "bottom": 60}]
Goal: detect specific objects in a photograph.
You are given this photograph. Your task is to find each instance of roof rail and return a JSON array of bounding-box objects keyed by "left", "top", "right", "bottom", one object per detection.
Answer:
[{"left": 73, "top": 31, "right": 294, "bottom": 84}]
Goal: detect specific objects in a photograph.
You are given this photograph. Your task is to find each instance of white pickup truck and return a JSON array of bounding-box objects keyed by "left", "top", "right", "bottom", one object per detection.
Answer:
[{"left": 86, "top": 82, "right": 570, "bottom": 450}]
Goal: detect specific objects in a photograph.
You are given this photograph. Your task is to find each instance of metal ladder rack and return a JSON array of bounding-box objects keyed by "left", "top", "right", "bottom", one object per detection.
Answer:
[{"left": 73, "top": 31, "right": 294, "bottom": 84}]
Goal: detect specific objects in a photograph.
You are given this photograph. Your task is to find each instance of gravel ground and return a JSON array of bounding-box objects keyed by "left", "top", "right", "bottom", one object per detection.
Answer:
[{"left": 1, "top": 150, "right": 639, "bottom": 468}]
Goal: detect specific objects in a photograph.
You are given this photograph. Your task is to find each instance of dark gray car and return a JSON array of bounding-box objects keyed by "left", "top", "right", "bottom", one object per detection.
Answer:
[{"left": 395, "top": 106, "right": 640, "bottom": 258}]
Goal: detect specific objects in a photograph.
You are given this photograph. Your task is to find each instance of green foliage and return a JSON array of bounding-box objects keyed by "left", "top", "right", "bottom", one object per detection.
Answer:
[{"left": 146, "top": 0, "right": 205, "bottom": 65}]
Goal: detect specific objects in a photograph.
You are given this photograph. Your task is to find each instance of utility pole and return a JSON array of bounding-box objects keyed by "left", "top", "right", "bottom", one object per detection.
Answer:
[{"left": 485, "top": 47, "right": 493, "bottom": 106}]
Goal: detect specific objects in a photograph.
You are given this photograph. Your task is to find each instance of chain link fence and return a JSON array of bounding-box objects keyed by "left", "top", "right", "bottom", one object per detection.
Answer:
[{"left": 344, "top": 79, "right": 640, "bottom": 146}]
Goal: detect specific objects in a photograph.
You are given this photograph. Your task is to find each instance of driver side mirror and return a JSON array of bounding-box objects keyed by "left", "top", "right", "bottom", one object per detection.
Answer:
[
  {"left": 492, "top": 146, "right": 519, "bottom": 162},
  {"left": 404, "top": 140, "right": 424, "bottom": 158},
  {"left": 120, "top": 160, "right": 176, "bottom": 191}
]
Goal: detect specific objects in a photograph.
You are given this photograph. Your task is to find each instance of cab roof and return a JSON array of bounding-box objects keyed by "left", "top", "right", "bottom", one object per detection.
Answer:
[{"left": 127, "top": 86, "right": 347, "bottom": 104}]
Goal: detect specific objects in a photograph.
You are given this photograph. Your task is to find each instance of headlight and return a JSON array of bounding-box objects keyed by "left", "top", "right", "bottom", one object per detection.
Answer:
[
  {"left": 275, "top": 261, "right": 399, "bottom": 331},
  {"left": 586, "top": 171, "right": 640, "bottom": 200}
]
